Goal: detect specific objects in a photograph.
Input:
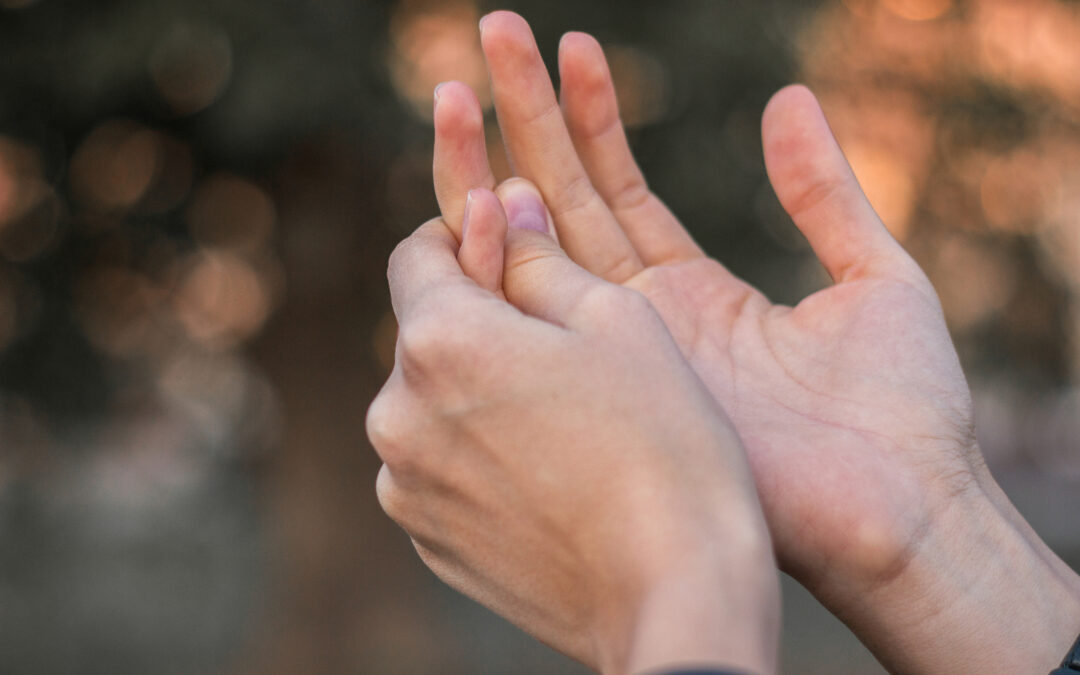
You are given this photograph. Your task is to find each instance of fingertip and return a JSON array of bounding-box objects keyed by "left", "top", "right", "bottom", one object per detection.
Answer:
[
  {"left": 761, "top": 84, "right": 837, "bottom": 181},
  {"left": 761, "top": 84, "right": 828, "bottom": 156},
  {"left": 760, "top": 84, "right": 906, "bottom": 282},
  {"left": 558, "top": 34, "right": 615, "bottom": 140},
  {"left": 763, "top": 84, "right": 818, "bottom": 120},
  {"left": 559, "top": 31, "right": 601, "bottom": 57},
  {"left": 433, "top": 81, "right": 484, "bottom": 138},
  {"left": 558, "top": 31, "right": 606, "bottom": 83},
  {"left": 495, "top": 177, "right": 555, "bottom": 238},
  {"left": 432, "top": 81, "right": 495, "bottom": 240},
  {"left": 459, "top": 188, "right": 507, "bottom": 293},
  {"left": 478, "top": 10, "right": 534, "bottom": 55},
  {"left": 463, "top": 188, "right": 506, "bottom": 239},
  {"left": 479, "top": 12, "right": 546, "bottom": 103}
]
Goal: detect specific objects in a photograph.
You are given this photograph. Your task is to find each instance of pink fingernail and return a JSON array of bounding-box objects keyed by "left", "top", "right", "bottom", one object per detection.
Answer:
[
  {"left": 462, "top": 190, "right": 476, "bottom": 239},
  {"left": 479, "top": 14, "right": 489, "bottom": 33},
  {"left": 503, "top": 188, "right": 548, "bottom": 233}
]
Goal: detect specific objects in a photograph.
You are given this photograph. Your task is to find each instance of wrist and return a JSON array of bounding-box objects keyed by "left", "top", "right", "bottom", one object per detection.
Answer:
[
  {"left": 819, "top": 452, "right": 1080, "bottom": 674},
  {"left": 600, "top": 521, "right": 780, "bottom": 675}
]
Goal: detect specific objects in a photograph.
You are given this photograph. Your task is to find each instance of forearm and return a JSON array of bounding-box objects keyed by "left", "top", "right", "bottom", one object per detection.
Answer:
[{"left": 819, "top": 455, "right": 1080, "bottom": 674}]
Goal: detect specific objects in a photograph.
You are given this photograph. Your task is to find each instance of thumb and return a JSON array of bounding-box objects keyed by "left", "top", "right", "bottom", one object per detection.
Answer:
[
  {"left": 458, "top": 188, "right": 507, "bottom": 294},
  {"left": 496, "top": 178, "right": 603, "bottom": 327},
  {"left": 762, "top": 85, "right": 911, "bottom": 283}
]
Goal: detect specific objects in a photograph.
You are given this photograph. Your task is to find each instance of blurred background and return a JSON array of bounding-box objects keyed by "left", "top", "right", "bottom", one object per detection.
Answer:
[{"left": 0, "top": 0, "right": 1078, "bottom": 672}]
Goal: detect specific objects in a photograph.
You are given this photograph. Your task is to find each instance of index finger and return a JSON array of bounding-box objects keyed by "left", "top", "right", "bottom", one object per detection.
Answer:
[{"left": 433, "top": 81, "right": 497, "bottom": 239}]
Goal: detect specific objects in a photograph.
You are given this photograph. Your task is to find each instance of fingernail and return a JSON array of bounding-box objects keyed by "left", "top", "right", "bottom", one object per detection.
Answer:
[
  {"left": 462, "top": 190, "right": 475, "bottom": 239},
  {"left": 434, "top": 82, "right": 447, "bottom": 114},
  {"left": 503, "top": 185, "right": 549, "bottom": 233},
  {"left": 479, "top": 13, "right": 490, "bottom": 33}
]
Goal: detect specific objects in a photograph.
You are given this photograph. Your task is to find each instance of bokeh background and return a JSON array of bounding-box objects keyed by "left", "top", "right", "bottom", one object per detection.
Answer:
[{"left": 1, "top": 0, "right": 1078, "bottom": 672}]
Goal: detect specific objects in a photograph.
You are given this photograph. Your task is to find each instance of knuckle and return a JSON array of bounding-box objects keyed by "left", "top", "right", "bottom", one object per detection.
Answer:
[
  {"left": 387, "top": 238, "right": 404, "bottom": 273},
  {"left": 786, "top": 175, "right": 846, "bottom": 222},
  {"left": 503, "top": 239, "right": 564, "bottom": 276},
  {"left": 576, "top": 284, "right": 619, "bottom": 320},
  {"left": 366, "top": 390, "right": 425, "bottom": 478},
  {"left": 610, "top": 179, "right": 652, "bottom": 214},
  {"left": 572, "top": 100, "right": 620, "bottom": 142},
  {"left": 387, "top": 218, "right": 444, "bottom": 278},
  {"left": 386, "top": 235, "right": 414, "bottom": 279},
  {"left": 574, "top": 284, "right": 656, "bottom": 329},
  {"left": 375, "top": 465, "right": 410, "bottom": 524},
  {"left": 595, "top": 250, "right": 642, "bottom": 284},
  {"left": 385, "top": 452, "right": 423, "bottom": 485},
  {"left": 551, "top": 172, "right": 599, "bottom": 219},
  {"left": 586, "top": 284, "right": 650, "bottom": 317},
  {"left": 397, "top": 308, "right": 457, "bottom": 372},
  {"left": 520, "top": 99, "right": 562, "bottom": 130},
  {"left": 398, "top": 291, "right": 489, "bottom": 377},
  {"left": 620, "top": 290, "right": 659, "bottom": 327},
  {"left": 365, "top": 393, "right": 401, "bottom": 457}
]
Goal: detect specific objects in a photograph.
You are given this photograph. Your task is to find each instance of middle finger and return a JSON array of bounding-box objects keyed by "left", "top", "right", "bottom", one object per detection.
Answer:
[{"left": 479, "top": 11, "right": 644, "bottom": 284}]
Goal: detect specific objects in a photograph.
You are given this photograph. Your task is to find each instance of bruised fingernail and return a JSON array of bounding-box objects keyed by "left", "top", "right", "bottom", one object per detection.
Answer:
[{"left": 502, "top": 184, "right": 549, "bottom": 233}]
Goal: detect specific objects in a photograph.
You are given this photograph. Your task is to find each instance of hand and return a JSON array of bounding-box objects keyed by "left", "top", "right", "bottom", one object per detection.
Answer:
[
  {"left": 431, "top": 11, "right": 1080, "bottom": 673},
  {"left": 367, "top": 185, "right": 780, "bottom": 675}
]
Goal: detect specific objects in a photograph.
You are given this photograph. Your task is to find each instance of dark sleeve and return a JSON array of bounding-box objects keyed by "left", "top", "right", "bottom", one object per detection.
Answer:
[
  {"left": 1050, "top": 631, "right": 1080, "bottom": 674},
  {"left": 654, "top": 670, "right": 755, "bottom": 675}
]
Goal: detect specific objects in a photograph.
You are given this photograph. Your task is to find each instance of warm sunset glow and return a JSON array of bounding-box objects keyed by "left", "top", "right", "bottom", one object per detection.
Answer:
[
  {"left": 973, "top": 0, "right": 1080, "bottom": 106},
  {"left": 799, "top": 0, "right": 1080, "bottom": 378},
  {"left": 979, "top": 149, "right": 1058, "bottom": 233},
  {"left": 843, "top": 142, "right": 917, "bottom": 240}
]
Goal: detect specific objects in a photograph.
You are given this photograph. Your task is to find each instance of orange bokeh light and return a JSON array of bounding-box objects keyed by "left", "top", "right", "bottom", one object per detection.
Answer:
[
  {"left": 881, "top": 0, "right": 952, "bottom": 22},
  {"left": 186, "top": 174, "right": 276, "bottom": 253},
  {"left": 173, "top": 250, "right": 275, "bottom": 351},
  {"left": 389, "top": 0, "right": 490, "bottom": 120},
  {"left": 69, "top": 121, "right": 163, "bottom": 212},
  {"left": 149, "top": 22, "right": 233, "bottom": 116}
]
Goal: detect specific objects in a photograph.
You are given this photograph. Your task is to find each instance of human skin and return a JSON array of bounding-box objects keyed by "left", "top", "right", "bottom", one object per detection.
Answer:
[
  {"left": 429, "top": 11, "right": 1080, "bottom": 673},
  {"left": 367, "top": 182, "right": 780, "bottom": 675}
]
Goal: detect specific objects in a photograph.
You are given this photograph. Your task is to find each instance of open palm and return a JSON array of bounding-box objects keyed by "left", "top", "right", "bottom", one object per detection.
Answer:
[
  {"left": 433, "top": 13, "right": 986, "bottom": 598},
  {"left": 627, "top": 251, "right": 976, "bottom": 589}
]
